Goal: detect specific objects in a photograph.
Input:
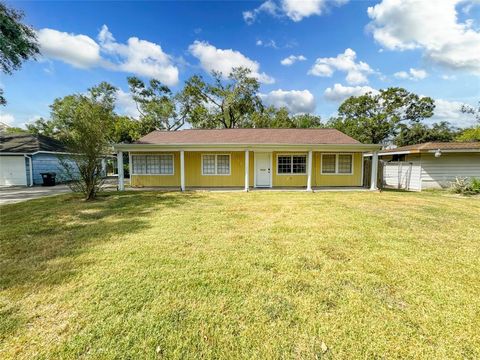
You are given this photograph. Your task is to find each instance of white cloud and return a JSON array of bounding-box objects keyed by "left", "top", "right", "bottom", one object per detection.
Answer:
[
  {"left": 244, "top": 0, "right": 348, "bottom": 23},
  {"left": 324, "top": 83, "right": 378, "bottom": 102},
  {"left": 367, "top": 0, "right": 480, "bottom": 74},
  {"left": 37, "top": 28, "right": 101, "bottom": 68},
  {"left": 116, "top": 89, "right": 141, "bottom": 118},
  {"left": 394, "top": 68, "right": 428, "bottom": 80},
  {"left": 308, "top": 48, "right": 374, "bottom": 85},
  {"left": 243, "top": 0, "right": 280, "bottom": 24},
  {"left": 259, "top": 89, "right": 316, "bottom": 114},
  {"left": 441, "top": 74, "right": 457, "bottom": 80},
  {"left": 188, "top": 41, "right": 274, "bottom": 84},
  {"left": 255, "top": 39, "right": 278, "bottom": 48},
  {"left": 0, "top": 113, "right": 15, "bottom": 125},
  {"left": 280, "top": 55, "right": 307, "bottom": 66},
  {"left": 282, "top": 0, "right": 326, "bottom": 21},
  {"left": 430, "top": 99, "right": 477, "bottom": 127},
  {"left": 98, "top": 25, "right": 179, "bottom": 86},
  {"left": 37, "top": 26, "right": 179, "bottom": 85}
]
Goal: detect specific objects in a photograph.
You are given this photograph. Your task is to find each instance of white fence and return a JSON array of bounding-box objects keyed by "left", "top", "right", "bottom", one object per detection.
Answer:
[{"left": 383, "top": 161, "right": 422, "bottom": 191}]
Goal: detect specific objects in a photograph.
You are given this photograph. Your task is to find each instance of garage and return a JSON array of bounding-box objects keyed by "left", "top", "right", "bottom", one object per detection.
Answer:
[{"left": 0, "top": 155, "right": 27, "bottom": 186}]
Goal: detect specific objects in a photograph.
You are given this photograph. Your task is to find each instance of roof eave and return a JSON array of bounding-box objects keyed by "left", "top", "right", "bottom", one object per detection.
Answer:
[{"left": 114, "top": 143, "right": 381, "bottom": 152}]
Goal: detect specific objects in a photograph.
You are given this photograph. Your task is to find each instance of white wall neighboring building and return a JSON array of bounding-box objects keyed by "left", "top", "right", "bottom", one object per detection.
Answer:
[{"left": 377, "top": 142, "right": 480, "bottom": 191}]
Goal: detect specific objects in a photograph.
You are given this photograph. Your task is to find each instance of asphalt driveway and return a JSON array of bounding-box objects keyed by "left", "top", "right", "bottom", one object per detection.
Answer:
[
  {"left": 0, "top": 185, "right": 72, "bottom": 205},
  {"left": 0, "top": 178, "right": 123, "bottom": 205}
]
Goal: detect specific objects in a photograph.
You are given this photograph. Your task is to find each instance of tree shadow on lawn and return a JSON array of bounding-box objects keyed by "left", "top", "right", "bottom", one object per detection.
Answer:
[
  {"left": 0, "top": 191, "right": 201, "bottom": 340},
  {"left": 0, "top": 191, "right": 201, "bottom": 291}
]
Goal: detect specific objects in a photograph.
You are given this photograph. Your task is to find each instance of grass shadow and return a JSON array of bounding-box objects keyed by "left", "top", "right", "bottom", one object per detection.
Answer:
[{"left": 0, "top": 191, "right": 201, "bottom": 292}]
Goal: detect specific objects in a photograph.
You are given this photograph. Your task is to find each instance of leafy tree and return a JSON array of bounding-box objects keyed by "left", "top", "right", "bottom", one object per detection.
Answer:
[
  {"left": 457, "top": 101, "right": 480, "bottom": 142},
  {"left": 250, "top": 106, "right": 323, "bottom": 128},
  {"left": 27, "top": 82, "right": 143, "bottom": 144},
  {"left": 181, "top": 67, "right": 263, "bottom": 128},
  {"left": 0, "top": 125, "right": 28, "bottom": 134},
  {"left": 457, "top": 126, "right": 480, "bottom": 142},
  {"left": 395, "top": 121, "right": 457, "bottom": 146},
  {"left": 461, "top": 101, "right": 480, "bottom": 122},
  {"left": 291, "top": 113, "right": 323, "bottom": 128},
  {"left": 25, "top": 82, "right": 124, "bottom": 200},
  {"left": 26, "top": 117, "right": 56, "bottom": 137},
  {"left": 59, "top": 95, "right": 116, "bottom": 200},
  {"left": 127, "top": 76, "right": 187, "bottom": 131},
  {"left": 112, "top": 115, "right": 142, "bottom": 143},
  {"left": 0, "top": 2, "right": 39, "bottom": 105},
  {"left": 328, "top": 88, "right": 435, "bottom": 144}
]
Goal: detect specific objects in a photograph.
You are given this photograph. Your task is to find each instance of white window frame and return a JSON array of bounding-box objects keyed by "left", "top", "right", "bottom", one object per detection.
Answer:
[
  {"left": 321, "top": 153, "right": 354, "bottom": 175},
  {"left": 201, "top": 154, "right": 231, "bottom": 176},
  {"left": 276, "top": 153, "right": 307, "bottom": 176},
  {"left": 131, "top": 154, "right": 175, "bottom": 176}
]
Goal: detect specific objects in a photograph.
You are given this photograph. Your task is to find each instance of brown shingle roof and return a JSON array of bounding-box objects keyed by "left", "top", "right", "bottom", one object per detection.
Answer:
[
  {"left": 135, "top": 129, "right": 361, "bottom": 145},
  {"left": 380, "top": 141, "right": 480, "bottom": 153}
]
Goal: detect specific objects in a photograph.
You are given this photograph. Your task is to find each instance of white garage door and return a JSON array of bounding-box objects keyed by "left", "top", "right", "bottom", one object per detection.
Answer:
[{"left": 0, "top": 156, "right": 27, "bottom": 186}]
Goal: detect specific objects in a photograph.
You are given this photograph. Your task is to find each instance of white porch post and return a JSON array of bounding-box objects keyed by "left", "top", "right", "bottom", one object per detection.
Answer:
[
  {"left": 306, "top": 150, "right": 313, "bottom": 191},
  {"left": 180, "top": 150, "right": 185, "bottom": 191},
  {"left": 244, "top": 149, "right": 249, "bottom": 191},
  {"left": 117, "top": 151, "right": 124, "bottom": 191},
  {"left": 128, "top": 153, "right": 132, "bottom": 182},
  {"left": 370, "top": 151, "right": 379, "bottom": 190}
]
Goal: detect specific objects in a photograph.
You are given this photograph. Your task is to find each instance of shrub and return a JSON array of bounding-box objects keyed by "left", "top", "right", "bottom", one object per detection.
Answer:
[
  {"left": 471, "top": 178, "right": 480, "bottom": 193},
  {"left": 450, "top": 177, "right": 480, "bottom": 195}
]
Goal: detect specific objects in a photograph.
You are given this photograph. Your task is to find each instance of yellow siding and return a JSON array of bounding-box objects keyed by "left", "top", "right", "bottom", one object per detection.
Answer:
[
  {"left": 314, "top": 152, "right": 363, "bottom": 187},
  {"left": 185, "top": 151, "right": 254, "bottom": 187},
  {"left": 130, "top": 152, "right": 181, "bottom": 187},
  {"left": 272, "top": 152, "right": 308, "bottom": 187},
  {"left": 129, "top": 150, "right": 364, "bottom": 188}
]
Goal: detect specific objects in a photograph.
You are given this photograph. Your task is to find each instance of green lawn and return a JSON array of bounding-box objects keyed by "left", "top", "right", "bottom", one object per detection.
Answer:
[{"left": 1, "top": 190, "right": 479, "bottom": 359}]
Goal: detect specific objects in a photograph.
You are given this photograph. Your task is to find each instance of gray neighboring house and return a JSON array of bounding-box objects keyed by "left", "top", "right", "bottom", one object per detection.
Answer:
[
  {"left": 0, "top": 133, "right": 74, "bottom": 186},
  {"left": 376, "top": 141, "right": 480, "bottom": 191}
]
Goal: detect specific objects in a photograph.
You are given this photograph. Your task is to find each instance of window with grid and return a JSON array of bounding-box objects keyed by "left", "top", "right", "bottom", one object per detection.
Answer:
[
  {"left": 216, "top": 155, "right": 230, "bottom": 174},
  {"left": 277, "top": 155, "right": 307, "bottom": 174},
  {"left": 321, "top": 154, "right": 336, "bottom": 174},
  {"left": 132, "top": 155, "right": 173, "bottom": 174},
  {"left": 202, "top": 155, "right": 216, "bottom": 175},
  {"left": 277, "top": 156, "right": 292, "bottom": 174},
  {"left": 202, "top": 154, "right": 230, "bottom": 175},
  {"left": 292, "top": 156, "right": 306, "bottom": 174},
  {"left": 338, "top": 154, "right": 352, "bottom": 174}
]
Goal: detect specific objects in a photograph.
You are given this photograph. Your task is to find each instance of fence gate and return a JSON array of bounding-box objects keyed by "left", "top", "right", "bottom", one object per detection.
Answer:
[{"left": 383, "top": 161, "right": 421, "bottom": 191}]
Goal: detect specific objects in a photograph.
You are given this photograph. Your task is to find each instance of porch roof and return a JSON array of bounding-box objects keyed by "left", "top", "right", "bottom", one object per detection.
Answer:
[{"left": 114, "top": 129, "right": 381, "bottom": 152}]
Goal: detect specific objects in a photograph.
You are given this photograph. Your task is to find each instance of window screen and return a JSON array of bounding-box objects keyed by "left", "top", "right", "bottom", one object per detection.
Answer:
[
  {"left": 322, "top": 154, "right": 336, "bottom": 173},
  {"left": 216, "top": 155, "right": 230, "bottom": 174},
  {"left": 338, "top": 155, "right": 352, "bottom": 174},
  {"left": 202, "top": 155, "right": 216, "bottom": 175},
  {"left": 132, "top": 155, "right": 173, "bottom": 174}
]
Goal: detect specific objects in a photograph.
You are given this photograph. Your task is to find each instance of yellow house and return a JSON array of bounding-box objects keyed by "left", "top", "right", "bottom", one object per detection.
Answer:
[{"left": 113, "top": 129, "right": 382, "bottom": 191}]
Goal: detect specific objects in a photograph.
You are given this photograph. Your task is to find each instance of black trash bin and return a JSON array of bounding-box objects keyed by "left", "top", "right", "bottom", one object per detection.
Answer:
[{"left": 40, "top": 172, "right": 56, "bottom": 186}]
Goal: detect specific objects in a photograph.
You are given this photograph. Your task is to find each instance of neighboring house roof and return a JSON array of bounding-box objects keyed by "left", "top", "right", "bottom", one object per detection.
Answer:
[
  {"left": 379, "top": 141, "right": 480, "bottom": 155},
  {"left": 135, "top": 128, "right": 361, "bottom": 145},
  {"left": 0, "top": 133, "right": 67, "bottom": 154}
]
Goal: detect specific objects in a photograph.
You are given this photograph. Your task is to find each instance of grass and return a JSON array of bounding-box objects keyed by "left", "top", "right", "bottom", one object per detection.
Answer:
[{"left": 0, "top": 190, "right": 479, "bottom": 359}]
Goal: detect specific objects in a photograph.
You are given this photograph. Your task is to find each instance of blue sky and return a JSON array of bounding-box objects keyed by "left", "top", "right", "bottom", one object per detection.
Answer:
[{"left": 1, "top": 0, "right": 479, "bottom": 129}]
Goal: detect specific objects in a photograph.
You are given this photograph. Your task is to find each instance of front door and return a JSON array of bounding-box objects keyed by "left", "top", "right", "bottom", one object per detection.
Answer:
[{"left": 255, "top": 152, "right": 271, "bottom": 187}]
